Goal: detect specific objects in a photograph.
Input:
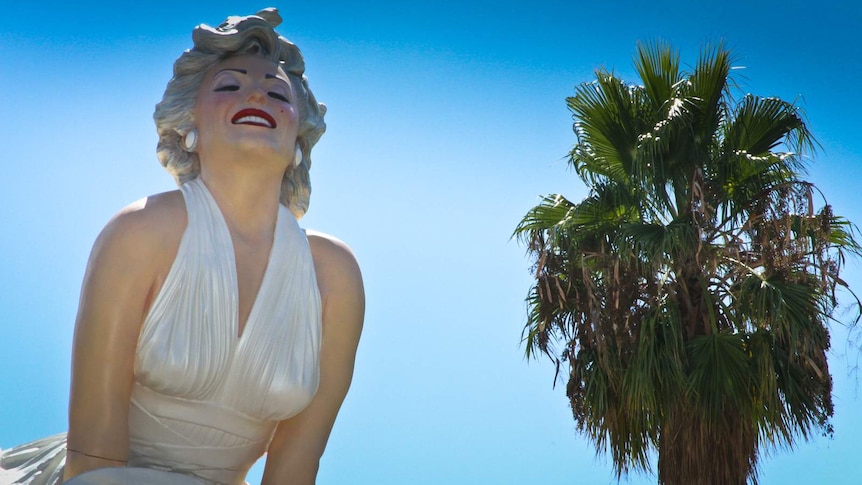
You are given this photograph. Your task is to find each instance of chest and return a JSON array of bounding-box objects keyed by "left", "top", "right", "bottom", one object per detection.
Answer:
[
  {"left": 132, "top": 181, "right": 322, "bottom": 421},
  {"left": 232, "top": 234, "right": 273, "bottom": 339}
]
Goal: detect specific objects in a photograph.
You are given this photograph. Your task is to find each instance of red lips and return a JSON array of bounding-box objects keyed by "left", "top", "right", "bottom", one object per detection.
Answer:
[{"left": 231, "top": 108, "right": 277, "bottom": 129}]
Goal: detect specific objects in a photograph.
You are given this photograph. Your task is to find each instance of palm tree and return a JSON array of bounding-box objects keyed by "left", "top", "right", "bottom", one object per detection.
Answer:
[{"left": 514, "top": 42, "right": 860, "bottom": 484}]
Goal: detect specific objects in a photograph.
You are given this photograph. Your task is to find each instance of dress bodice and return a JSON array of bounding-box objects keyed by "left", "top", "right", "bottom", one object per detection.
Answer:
[{"left": 128, "top": 178, "right": 322, "bottom": 484}]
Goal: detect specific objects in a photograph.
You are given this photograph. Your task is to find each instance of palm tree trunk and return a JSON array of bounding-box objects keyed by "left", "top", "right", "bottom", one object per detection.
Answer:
[{"left": 658, "top": 398, "right": 756, "bottom": 485}]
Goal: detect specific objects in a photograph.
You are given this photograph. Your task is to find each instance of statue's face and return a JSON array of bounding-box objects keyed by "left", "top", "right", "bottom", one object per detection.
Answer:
[{"left": 193, "top": 54, "right": 299, "bottom": 165}]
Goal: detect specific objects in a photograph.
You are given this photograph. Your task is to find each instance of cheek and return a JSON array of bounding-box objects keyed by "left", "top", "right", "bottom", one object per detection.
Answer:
[
  {"left": 195, "top": 97, "right": 227, "bottom": 122},
  {"left": 281, "top": 107, "right": 300, "bottom": 131}
]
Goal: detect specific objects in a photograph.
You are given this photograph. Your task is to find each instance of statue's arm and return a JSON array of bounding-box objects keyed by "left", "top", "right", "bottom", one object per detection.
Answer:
[
  {"left": 261, "top": 232, "right": 365, "bottom": 485},
  {"left": 64, "top": 195, "right": 180, "bottom": 480}
]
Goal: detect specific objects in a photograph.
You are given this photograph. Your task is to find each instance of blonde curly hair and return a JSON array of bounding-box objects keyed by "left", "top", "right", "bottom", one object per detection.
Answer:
[{"left": 153, "top": 8, "right": 326, "bottom": 219}]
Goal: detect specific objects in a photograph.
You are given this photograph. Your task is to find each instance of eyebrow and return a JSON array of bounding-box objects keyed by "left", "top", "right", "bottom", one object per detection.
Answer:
[{"left": 215, "top": 69, "right": 287, "bottom": 82}]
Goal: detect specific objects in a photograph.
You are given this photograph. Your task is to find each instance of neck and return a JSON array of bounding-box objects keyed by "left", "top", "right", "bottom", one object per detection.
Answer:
[{"left": 198, "top": 163, "right": 284, "bottom": 242}]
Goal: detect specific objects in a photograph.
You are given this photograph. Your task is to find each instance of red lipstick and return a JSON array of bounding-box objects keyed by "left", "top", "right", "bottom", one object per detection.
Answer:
[{"left": 231, "top": 108, "right": 277, "bottom": 129}]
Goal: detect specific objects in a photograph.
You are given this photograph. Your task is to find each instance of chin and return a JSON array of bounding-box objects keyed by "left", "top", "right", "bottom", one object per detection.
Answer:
[{"left": 231, "top": 139, "right": 291, "bottom": 162}]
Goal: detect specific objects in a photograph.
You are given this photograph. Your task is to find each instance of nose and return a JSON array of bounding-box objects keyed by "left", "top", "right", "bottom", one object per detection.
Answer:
[{"left": 245, "top": 85, "right": 267, "bottom": 104}]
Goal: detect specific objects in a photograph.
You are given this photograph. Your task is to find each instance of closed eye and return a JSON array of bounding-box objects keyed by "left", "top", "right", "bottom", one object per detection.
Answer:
[
  {"left": 268, "top": 92, "right": 290, "bottom": 103},
  {"left": 214, "top": 85, "right": 239, "bottom": 92}
]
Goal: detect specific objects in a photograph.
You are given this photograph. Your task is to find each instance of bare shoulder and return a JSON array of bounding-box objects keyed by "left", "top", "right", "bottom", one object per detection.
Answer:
[
  {"left": 305, "top": 230, "right": 362, "bottom": 284},
  {"left": 101, "top": 190, "right": 184, "bottom": 242},
  {"left": 305, "top": 230, "right": 364, "bottom": 315},
  {"left": 96, "top": 191, "right": 187, "bottom": 246},
  {"left": 89, "top": 190, "right": 186, "bottom": 278}
]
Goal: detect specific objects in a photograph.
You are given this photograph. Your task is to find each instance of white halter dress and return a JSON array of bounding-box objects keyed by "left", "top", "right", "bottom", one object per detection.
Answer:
[{"left": 0, "top": 178, "right": 322, "bottom": 485}]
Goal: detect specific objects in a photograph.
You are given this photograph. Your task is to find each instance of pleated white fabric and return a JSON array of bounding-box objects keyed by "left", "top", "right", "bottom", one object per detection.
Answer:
[
  {"left": 0, "top": 434, "right": 66, "bottom": 485},
  {"left": 0, "top": 178, "right": 322, "bottom": 485}
]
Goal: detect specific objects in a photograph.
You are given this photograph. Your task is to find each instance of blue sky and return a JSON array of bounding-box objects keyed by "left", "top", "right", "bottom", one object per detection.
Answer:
[{"left": 2, "top": 1, "right": 861, "bottom": 483}]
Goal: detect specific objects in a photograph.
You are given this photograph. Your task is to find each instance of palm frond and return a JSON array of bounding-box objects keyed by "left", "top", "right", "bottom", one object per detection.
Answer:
[
  {"left": 685, "top": 42, "right": 733, "bottom": 144},
  {"left": 634, "top": 40, "right": 681, "bottom": 113},
  {"left": 723, "top": 95, "right": 815, "bottom": 159},
  {"left": 567, "top": 71, "right": 649, "bottom": 184}
]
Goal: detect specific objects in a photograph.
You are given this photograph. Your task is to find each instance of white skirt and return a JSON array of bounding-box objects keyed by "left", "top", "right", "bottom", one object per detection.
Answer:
[
  {"left": 0, "top": 434, "right": 212, "bottom": 485},
  {"left": 0, "top": 433, "right": 66, "bottom": 485}
]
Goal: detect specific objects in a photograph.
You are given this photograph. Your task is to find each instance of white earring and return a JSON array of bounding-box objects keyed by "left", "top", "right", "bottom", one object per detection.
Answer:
[
  {"left": 183, "top": 130, "right": 198, "bottom": 152},
  {"left": 294, "top": 146, "right": 303, "bottom": 167}
]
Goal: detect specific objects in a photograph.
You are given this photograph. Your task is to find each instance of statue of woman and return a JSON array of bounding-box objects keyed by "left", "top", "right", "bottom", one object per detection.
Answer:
[{"left": 0, "top": 8, "right": 364, "bottom": 485}]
